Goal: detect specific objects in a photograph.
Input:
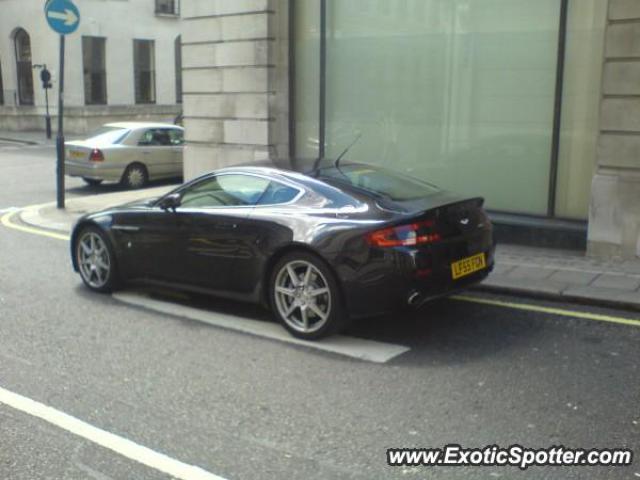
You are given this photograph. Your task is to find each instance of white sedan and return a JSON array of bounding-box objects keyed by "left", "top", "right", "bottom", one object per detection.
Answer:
[{"left": 65, "top": 122, "right": 184, "bottom": 189}]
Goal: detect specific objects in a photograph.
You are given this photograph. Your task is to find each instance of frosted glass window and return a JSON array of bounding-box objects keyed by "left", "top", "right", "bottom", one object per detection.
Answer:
[{"left": 297, "top": 0, "right": 561, "bottom": 215}]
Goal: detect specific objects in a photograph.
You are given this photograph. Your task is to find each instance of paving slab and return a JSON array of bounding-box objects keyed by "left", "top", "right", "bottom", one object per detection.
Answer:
[
  {"left": 481, "top": 275, "right": 566, "bottom": 296},
  {"left": 506, "top": 266, "right": 554, "bottom": 280},
  {"left": 548, "top": 270, "right": 599, "bottom": 286},
  {"left": 562, "top": 286, "right": 640, "bottom": 310},
  {"left": 591, "top": 274, "right": 640, "bottom": 291}
]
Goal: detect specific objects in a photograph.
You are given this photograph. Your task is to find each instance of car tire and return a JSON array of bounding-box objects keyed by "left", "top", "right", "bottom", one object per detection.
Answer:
[
  {"left": 82, "top": 178, "right": 103, "bottom": 187},
  {"left": 75, "top": 226, "right": 119, "bottom": 293},
  {"left": 121, "top": 163, "right": 148, "bottom": 189},
  {"left": 269, "top": 251, "right": 347, "bottom": 340}
]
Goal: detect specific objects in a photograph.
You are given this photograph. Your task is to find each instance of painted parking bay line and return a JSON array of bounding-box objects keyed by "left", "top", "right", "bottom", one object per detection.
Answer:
[
  {"left": 0, "top": 385, "right": 226, "bottom": 480},
  {"left": 452, "top": 294, "right": 640, "bottom": 328},
  {"left": 113, "top": 291, "right": 411, "bottom": 363}
]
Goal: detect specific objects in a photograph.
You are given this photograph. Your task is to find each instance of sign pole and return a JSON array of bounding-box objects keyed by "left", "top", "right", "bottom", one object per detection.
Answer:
[
  {"left": 56, "top": 34, "right": 65, "bottom": 209},
  {"left": 45, "top": 0, "right": 79, "bottom": 210},
  {"left": 45, "top": 88, "right": 51, "bottom": 139}
]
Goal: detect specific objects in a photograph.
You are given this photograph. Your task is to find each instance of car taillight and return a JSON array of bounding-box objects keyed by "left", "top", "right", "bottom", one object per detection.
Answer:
[
  {"left": 366, "top": 220, "right": 441, "bottom": 247},
  {"left": 89, "top": 149, "right": 104, "bottom": 162}
]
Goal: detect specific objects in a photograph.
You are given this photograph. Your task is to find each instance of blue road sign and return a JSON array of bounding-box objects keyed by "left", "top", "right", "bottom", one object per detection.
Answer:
[{"left": 45, "top": 0, "right": 80, "bottom": 35}]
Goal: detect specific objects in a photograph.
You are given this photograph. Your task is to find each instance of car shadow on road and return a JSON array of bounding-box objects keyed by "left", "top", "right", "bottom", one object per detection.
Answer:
[
  {"left": 346, "top": 297, "right": 546, "bottom": 365},
  {"left": 103, "top": 286, "right": 544, "bottom": 365}
]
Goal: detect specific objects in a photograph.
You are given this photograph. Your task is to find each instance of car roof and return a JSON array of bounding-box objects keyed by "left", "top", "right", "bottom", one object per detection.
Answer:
[
  {"left": 104, "top": 122, "right": 183, "bottom": 130},
  {"left": 215, "top": 165, "right": 308, "bottom": 183},
  {"left": 211, "top": 165, "right": 366, "bottom": 207}
]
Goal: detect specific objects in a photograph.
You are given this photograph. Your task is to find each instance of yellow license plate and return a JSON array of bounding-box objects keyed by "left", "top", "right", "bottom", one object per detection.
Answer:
[
  {"left": 70, "top": 150, "right": 86, "bottom": 159},
  {"left": 451, "top": 253, "right": 486, "bottom": 280}
]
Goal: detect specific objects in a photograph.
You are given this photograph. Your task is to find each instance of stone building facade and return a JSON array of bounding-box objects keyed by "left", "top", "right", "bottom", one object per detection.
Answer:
[
  {"left": 0, "top": 0, "right": 183, "bottom": 134},
  {"left": 181, "top": 0, "right": 289, "bottom": 180},
  {"left": 588, "top": 0, "right": 640, "bottom": 258}
]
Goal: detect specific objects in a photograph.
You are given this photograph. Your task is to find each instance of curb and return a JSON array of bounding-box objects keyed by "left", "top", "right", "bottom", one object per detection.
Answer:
[
  {"left": 475, "top": 283, "right": 640, "bottom": 314},
  {"left": 18, "top": 202, "right": 74, "bottom": 234},
  {"left": 0, "top": 137, "right": 40, "bottom": 146}
]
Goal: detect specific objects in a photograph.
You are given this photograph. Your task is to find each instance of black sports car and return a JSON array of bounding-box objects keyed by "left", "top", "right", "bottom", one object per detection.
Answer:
[{"left": 71, "top": 163, "right": 494, "bottom": 340}]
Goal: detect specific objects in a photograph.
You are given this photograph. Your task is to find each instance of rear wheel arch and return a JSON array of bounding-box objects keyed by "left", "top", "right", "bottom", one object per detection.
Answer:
[
  {"left": 121, "top": 162, "right": 149, "bottom": 189},
  {"left": 262, "top": 243, "right": 345, "bottom": 309}
]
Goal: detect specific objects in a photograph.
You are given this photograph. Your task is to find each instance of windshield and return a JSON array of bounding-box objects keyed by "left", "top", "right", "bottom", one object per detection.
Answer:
[
  {"left": 319, "top": 164, "right": 441, "bottom": 201},
  {"left": 84, "top": 126, "right": 130, "bottom": 145}
]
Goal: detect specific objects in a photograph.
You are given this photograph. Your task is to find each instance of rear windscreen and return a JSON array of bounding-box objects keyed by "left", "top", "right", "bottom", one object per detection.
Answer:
[
  {"left": 320, "top": 164, "right": 441, "bottom": 201},
  {"left": 84, "top": 127, "right": 129, "bottom": 145}
]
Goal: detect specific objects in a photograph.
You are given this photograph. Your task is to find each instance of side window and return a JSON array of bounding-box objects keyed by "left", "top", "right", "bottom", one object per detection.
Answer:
[
  {"left": 180, "top": 174, "right": 270, "bottom": 208},
  {"left": 168, "top": 129, "right": 184, "bottom": 145},
  {"left": 138, "top": 129, "right": 155, "bottom": 146},
  {"left": 256, "top": 181, "right": 301, "bottom": 205},
  {"left": 139, "top": 129, "right": 172, "bottom": 146}
]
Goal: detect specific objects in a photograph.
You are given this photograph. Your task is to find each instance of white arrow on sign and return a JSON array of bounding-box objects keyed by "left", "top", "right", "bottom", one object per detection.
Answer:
[{"left": 47, "top": 8, "right": 78, "bottom": 26}]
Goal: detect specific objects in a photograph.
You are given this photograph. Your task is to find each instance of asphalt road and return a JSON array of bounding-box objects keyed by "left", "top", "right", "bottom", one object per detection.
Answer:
[{"left": 0, "top": 143, "right": 638, "bottom": 479}]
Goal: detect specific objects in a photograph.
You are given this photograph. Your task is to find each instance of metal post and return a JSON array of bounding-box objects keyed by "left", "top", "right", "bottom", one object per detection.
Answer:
[
  {"left": 56, "top": 34, "right": 65, "bottom": 209},
  {"left": 318, "top": 0, "right": 326, "bottom": 160},
  {"left": 547, "top": 0, "right": 568, "bottom": 217},
  {"left": 45, "top": 86, "right": 51, "bottom": 139}
]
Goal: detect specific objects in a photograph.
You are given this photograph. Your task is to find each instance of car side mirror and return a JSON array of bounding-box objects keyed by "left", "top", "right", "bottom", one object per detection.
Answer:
[{"left": 158, "top": 193, "right": 181, "bottom": 211}]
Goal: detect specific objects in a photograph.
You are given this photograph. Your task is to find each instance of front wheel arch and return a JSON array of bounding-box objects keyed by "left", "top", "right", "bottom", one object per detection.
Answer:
[
  {"left": 71, "top": 221, "right": 117, "bottom": 272},
  {"left": 73, "top": 224, "right": 121, "bottom": 292}
]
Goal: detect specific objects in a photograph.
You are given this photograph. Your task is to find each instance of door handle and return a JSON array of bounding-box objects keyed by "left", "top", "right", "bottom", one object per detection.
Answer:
[{"left": 215, "top": 222, "right": 237, "bottom": 230}]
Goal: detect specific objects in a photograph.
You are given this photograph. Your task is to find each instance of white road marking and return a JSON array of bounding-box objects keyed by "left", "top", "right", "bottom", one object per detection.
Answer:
[
  {"left": 0, "top": 385, "right": 227, "bottom": 480},
  {"left": 113, "top": 291, "right": 411, "bottom": 363}
]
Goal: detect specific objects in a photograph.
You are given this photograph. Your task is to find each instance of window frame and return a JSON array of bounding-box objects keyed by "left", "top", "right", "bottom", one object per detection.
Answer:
[
  {"left": 175, "top": 35, "right": 182, "bottom": 104},
  {"left": 0, "top": 57, "right": 4, "bottom": 105},
  {"left": 14, "top": 28, "right": 34, "bottom": 106},
  {"left": 290, "top": 0, "right": 573, "bottom": 220},
  {"left": 82, "top": 36, "right": 108, "bottom": 105},
  {"left": 133, "top": 39, "right": 156, "bottom": 105},
  {"left": 155, "top": 0, "right": 180, "bottom": 16}
]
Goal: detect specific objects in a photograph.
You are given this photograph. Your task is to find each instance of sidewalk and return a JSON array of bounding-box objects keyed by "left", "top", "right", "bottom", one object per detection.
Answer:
[
  {"left": 0, "top": 130, "right": 55, "bottom": 146},
  {"left": 483, "top": 245, "right": 640, "bottom": 310},
  {"left": 15, "top": 188, "right": 640, "bottom": 312}
]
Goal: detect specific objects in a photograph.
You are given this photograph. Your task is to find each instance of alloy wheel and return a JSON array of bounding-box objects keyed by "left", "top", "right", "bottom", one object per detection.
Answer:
[
  {"left": 77, "top": 231, "right": 111, "bottom": 289},
  {"left": 126, "top": 167, "right": 145, "bottom": 188},
  {"left": 274, "top": 260, "right": 332, "bottom": 334}
]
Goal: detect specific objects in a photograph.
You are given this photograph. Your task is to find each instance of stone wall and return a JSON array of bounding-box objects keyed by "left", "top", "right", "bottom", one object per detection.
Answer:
[
  {"left": 588, "top": 0, "right": 640, "bottom": 259},
  {"left": 0, "top": 105, "right": 181, "bottom": 135},
  {"left": 181, "top": 0, "right": 290, "bottom": 180}
]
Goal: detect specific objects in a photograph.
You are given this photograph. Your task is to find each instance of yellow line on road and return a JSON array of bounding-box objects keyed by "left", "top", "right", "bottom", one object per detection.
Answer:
[
  {"left": 452, "top": 294, "right": 640, "bottom": 328},
  {"left": 1, "top": 211, "right": 70, "bottom": 241}
]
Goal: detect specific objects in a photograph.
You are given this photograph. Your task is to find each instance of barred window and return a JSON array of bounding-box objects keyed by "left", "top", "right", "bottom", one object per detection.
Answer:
[
  {"left": 133, "top": 39, "right": 156, "bottom": 104},
  {"left": 82, "top": 37, "right": 107, "bottom": 105},
  {"left": 0, "top": 58, "right": 4, "bottom": 105},
  {"left": 14, "top": 28, "right": 34, "bottom": 106},
  {"left": 155, "top": 0, "right": 179, "bottom": 15},
  {"left": 175, "top": 36, "right": 182, "bottom": 104}
]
